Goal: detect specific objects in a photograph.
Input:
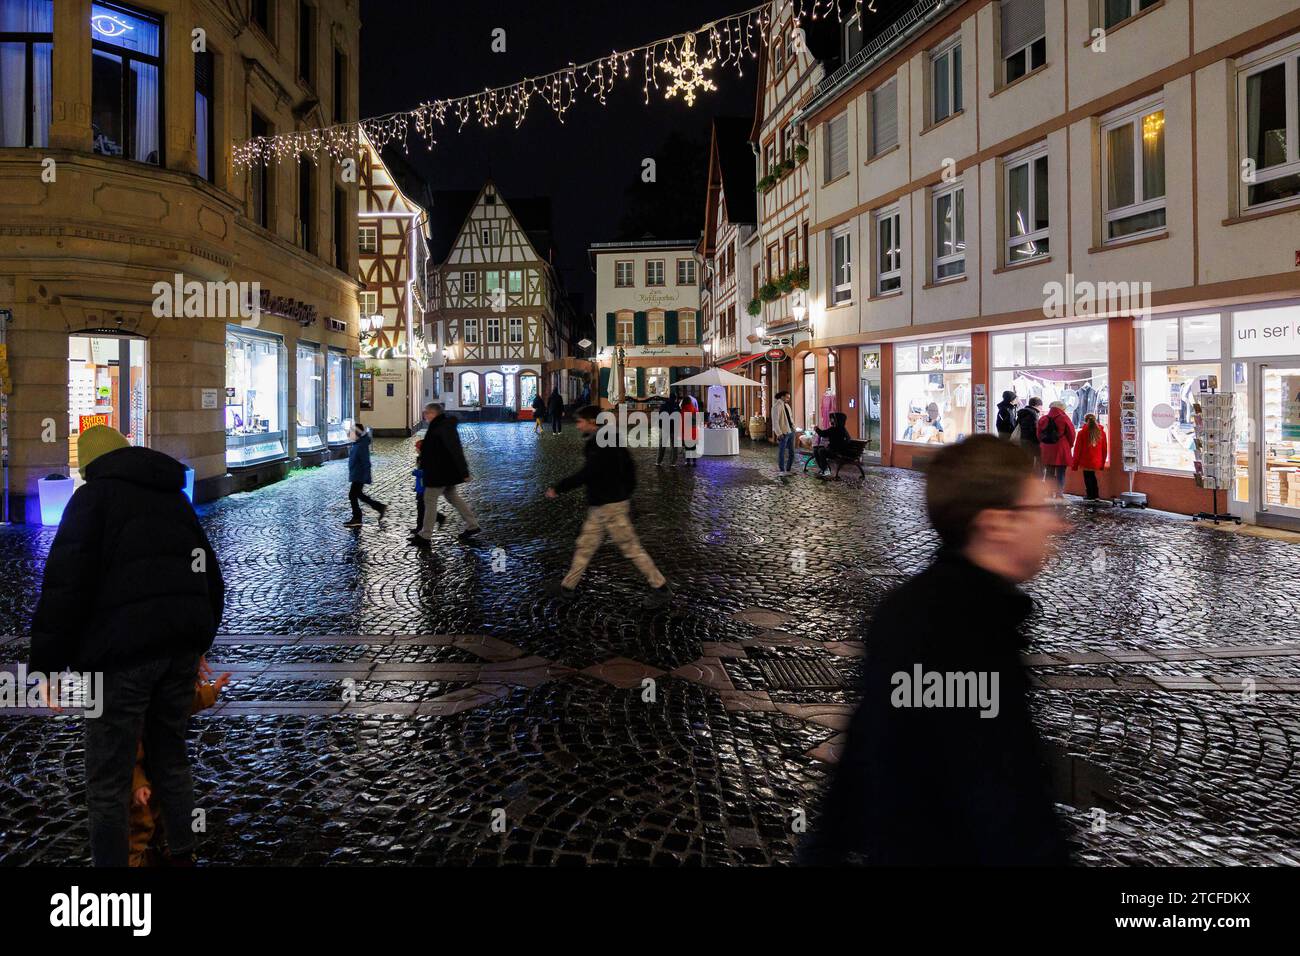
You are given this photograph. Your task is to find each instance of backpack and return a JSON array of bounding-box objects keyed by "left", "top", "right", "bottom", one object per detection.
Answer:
[{"left": 1040, "top": 413, "right": 1060, "bottom": 445}]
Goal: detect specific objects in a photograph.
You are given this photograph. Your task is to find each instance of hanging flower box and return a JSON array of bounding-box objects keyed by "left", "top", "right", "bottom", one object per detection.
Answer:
[
  {"left": 746, "top": 298, "right": 762, "bottom": 316},
  {"left": 759, "top": 282, "right": 780, "bottom": 302}
]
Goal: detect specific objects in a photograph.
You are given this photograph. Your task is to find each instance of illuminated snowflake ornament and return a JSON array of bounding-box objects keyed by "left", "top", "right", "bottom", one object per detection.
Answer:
[{"left": 658, "top": 33, "right": 717, "bottom": 107}]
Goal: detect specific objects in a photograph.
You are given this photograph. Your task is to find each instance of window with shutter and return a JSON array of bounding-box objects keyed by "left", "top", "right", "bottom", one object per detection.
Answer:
[
  {"left": 1000, "top": 0, "right": 1046, "bottom": 84},
  {"left": 824, "top": 112, "right": 849, "bottom": 183},
  {"left": 871, "top": 80, "right": 898, "bottom": 157}
]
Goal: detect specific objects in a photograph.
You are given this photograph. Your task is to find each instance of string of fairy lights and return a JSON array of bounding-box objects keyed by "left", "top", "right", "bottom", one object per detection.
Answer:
[{"left": 232, "top": 0, "right": 880, "bottom": 168}]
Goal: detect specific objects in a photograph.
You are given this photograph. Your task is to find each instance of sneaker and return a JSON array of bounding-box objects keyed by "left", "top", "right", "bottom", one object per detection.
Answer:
[
  {"left": 343, "top": 519, "right": 363, "bottom": 528},
  {"left": 457, "top": 527, "right": 482, "bottom": 542},
  {"left": 545, "top": 579, "right": 577, "bottom": 601},
  {"left": 644, "top": 582, "right": 672, "bottom": 607}
]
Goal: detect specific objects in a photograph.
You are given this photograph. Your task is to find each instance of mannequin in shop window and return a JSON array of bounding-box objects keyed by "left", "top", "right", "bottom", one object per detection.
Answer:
[{"left": 815, "top": 388, "right": 836, "bottom": 446}]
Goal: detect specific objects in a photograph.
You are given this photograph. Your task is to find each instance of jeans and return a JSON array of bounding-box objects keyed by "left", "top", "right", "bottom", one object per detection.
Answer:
[
  {"left": 1046, "top": 464, "right": 1067, "bottom": 491},
  {"left": 85, "top": 652, "right": 202, "bottom": 866},
  {"left": 777, "top": 433, "right": 796, "bottom": 472},
  {"left": 349, "top": 482, "right": 385, "bottom": 522},
  {"left": 418, "top": 484, "right": 479, "bottom": 538}
]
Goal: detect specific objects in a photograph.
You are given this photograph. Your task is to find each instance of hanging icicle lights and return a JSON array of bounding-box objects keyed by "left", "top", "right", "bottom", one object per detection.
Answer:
[{"left": 232, "top": 0, "right": 872, "bottom": 168}]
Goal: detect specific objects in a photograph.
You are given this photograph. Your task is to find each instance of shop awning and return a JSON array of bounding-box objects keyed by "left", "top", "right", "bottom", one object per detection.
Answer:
[{"left": 718, "top": 353, "right": 763, "bottom": 372}]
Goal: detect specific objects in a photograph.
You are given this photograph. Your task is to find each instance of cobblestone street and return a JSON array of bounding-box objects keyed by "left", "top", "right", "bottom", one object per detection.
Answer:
[{"left": 3, "top": 423, "right": 1299, "bottom": 866}]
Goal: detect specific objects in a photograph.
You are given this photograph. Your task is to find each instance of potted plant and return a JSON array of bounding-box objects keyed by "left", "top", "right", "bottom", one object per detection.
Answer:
[
  {"left": 794, "top": 144, "right": 808, "bottom": 164},
  {"left": 747, "top": 298, "right": 762, "bottom": 316},
  {"left": 759, "top": 281, "right": 780, "bottom": 302},
  {"left": 791, "top": 264, "right": 810, "bottom": 289},
  {"left": 776, "top": 273, "right": 794, "bottom": 295}
]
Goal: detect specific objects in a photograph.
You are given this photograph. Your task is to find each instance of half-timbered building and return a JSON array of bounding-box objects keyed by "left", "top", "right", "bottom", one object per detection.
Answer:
[{"left": 357, "top": 130, "right": 431, "bottom": 434}]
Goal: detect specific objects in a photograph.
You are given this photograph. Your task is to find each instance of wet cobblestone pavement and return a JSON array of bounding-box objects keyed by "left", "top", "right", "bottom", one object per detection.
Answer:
[{"left": 2, "top": 423, "right": 1299, "bottom": 865}]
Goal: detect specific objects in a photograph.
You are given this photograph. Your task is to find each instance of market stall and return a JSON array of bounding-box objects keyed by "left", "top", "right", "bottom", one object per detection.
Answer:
[{"left": 671, "top": 368, "right": 763, "bottom": 457}]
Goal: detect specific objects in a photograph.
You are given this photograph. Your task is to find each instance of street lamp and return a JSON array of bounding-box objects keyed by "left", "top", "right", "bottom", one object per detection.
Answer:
[
  {"left": 754, "top": 325, "right": 765, "bottom": 338},
  {"left": 792, "top": 305, "right": 806, "bottom": 325}
]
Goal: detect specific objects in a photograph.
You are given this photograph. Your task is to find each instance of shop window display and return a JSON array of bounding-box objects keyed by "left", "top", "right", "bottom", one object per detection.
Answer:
[
  {"left": 295, "top": 343, "right": 324, "bottom": 452},
  {"left": 460, "top": 372, "right": 480, "bottom": 406},
  {"left": 895, "top": 337, "right": 971, "bottom": 444},
  {"left": 226, "top": 328, "right": 287, "bottom": 466},
  {"left": 645, "top": 367, "right": 669, "bottom": 398},
  {"left": 991, "top": 325, "right": 1109, "bottom": 448},
  {"left": 520, "top": 372, "right": 539, "bottom": 411},
  {"left": 1139, "top": 315, "right": 1221, "bottom": 472},
  {"left": 327, "top": 349, "right": 352, "bottom": 444},
  {"left": 484, "top": 371, "right": 505, "bottom": 406}
]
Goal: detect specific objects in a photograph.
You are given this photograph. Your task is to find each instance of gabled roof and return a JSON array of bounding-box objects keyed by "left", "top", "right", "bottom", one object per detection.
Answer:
[
  {"left": 702, "top": 117, "right": 756, "bottom": 256},
  {"left": 427, "top": 183, "right": 556, "bottom": 266}
]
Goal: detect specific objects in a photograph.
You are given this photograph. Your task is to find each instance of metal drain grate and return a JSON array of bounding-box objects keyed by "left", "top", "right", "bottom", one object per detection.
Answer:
[{"left": 756, "top": 657, "right": 844, "bottom": 690}]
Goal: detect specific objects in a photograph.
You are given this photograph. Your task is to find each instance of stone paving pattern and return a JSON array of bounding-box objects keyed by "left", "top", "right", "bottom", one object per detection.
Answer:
[{"left": 1, "top": 424, "right": 1299, "bottom": 865}]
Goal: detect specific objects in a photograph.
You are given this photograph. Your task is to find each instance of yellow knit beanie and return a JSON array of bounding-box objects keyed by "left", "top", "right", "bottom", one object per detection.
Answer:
[{"left": 77, "top": 425, "right": 130, "bottom": 478}]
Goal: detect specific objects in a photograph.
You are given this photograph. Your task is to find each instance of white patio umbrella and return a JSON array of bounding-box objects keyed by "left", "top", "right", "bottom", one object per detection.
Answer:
[
  {"left": 669, "top": 367, "right": 765, "bottom": 388},
  {"left": 607, "top": 349, "right": 623, "bottom": 403}
]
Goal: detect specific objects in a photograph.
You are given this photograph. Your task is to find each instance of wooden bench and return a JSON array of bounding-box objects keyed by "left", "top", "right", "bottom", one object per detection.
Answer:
[{"left": 802, "top": 439, "right": 869, "bottom": 478}]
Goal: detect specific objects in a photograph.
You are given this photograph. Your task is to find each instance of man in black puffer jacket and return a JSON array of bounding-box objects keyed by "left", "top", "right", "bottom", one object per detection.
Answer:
[
  {"left": 411, "top": 402, "right": 481, "bottom": 544},
  {"left": 545, "top": 405, "right": 670, "bottom": 605},
  {"left": 30, "top": 425, "right": 224, "bottom": 866}
]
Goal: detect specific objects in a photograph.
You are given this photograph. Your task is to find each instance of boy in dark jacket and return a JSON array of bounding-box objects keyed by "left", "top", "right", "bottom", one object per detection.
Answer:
[
  {"left": 995, "top": 391, "right": 1019, "bottom": 438},
  {"left": 545, "top": 405, "right": 670, "bottom": 605},
  {"left": 798, "top": 436, "right": 1072, "bottom": 866},
  {"left": 344, "top": 423, "right": 387, "bottom": 528},
  {"left": 30, "top": 425, "right": 225, "bottom": 866},
  {"left": 813, "top": 411, "right": 851, "bottom": 476},
  {"left": 411, "top": 403, "right": 481, "bottom": 544}
]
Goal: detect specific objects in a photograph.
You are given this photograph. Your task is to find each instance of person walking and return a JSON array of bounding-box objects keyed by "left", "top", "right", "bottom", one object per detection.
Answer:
[
  {"left": 531, "top": 391, "right": 547, "bottom": 435},
  {"left": 1014, "top": 396, "right": 1044, "bottom": 476},
  {"left": 29, "top": 425, "right": 226, "bottom": 867},
  {"left": 545, "top": 405, "right": 671, "bottom": 605},
  {"left": 344, "top": 422, "right": 387, "bottom": 528},
  {"left": 1037, "top": 400, "right": 1076, "bottom": 496},
  {"left": 1071, "top": 413, "right": 1108, "bottom": 501},
  {"left": 547, "top": 387, "right": 565, "bottom": 435},
  {"left": 813, "top": 411, "right": 851, "bottom": 478},
  {"left": 411, "top": 403, "right": 481, "bottom": 544},
  {"left": 995, "top": 390, "right": 1019, "bottom": 439},
  {"left": 797, "top": 435, "right": 1072, "bottom": 866},
  {"left": 772, "top": 390, "right": 797, "bottom": 475},
  {"left": 656, "top": 392, "right": 681, "bottom": 467}
]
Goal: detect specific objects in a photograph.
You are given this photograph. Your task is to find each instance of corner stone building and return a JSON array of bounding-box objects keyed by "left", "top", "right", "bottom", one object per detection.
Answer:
[{"left": 0, "top": 0, "right": 362, "bottom": 522}]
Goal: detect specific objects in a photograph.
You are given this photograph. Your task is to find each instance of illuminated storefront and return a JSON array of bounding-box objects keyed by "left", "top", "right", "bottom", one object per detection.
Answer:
[{"left": 225, "top": 326, "right": 287, "bottom": 467}]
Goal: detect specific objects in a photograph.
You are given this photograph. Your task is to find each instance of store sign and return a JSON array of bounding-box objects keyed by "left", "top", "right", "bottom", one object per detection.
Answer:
[
  {"left": 201, "top": 388, "right": 220, "bottom": 410},
  {"left": 761, "top": 335, "right": 795, "bottom": 350},
  {"left": 1150, "top": 403, "right": 1177, "bottom": 429},
  {"left": 244, "top": 289, "right": 318, "bottom": 327},
  {"left": 79, "top": 414, "right": 109, "bottom": 431},
  {"left": 1233, "top": 308, "right": 1300, "bottom": 357},
  {"left": 973, "top": 384, "right": 987, "bottom": 434},
  {"left": 636, "top": 290, "right": 681, "bottom": 307},
  {"left": 765, "top": 349, "right": 786, "bottom": 361}
]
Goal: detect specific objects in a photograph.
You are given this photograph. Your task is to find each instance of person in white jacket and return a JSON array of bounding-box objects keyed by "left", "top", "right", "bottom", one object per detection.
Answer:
[{"left": 772, "top": 391, "right": 797, "bottom": 475}]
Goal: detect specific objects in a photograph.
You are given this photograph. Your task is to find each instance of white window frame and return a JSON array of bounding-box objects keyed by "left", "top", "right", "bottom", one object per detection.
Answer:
[
  {"left": 508, "top": 270, "right": 523, "bottom": 293},
  {"left": 359, "top": 290, "right": 378, "bottom": 316},
  {"left": 831, "top": 224, "right": 853, "bottom": 305},
  {"left": 1137, "top": 311, "right": 1225, "bottom": 475},
  {"left": 646, "top": 259, "right": 665, "bottom": 286},
  {"left": 869, "top": 78, "right": 898, "bottom": 158},
  {"left": 464, "top": 318, "right": 480, "bottom": 344},
  {"left": 678, "top": 310, "right": 697, "bottom": 343},
  {"left": 874, "top": 205, "right": 902, "bottom": 295},
  {"left": 649, "top": 312, "right": 665, "bottom": 344},
  {"left": 615, "top": 260, "right": 634, "bottom": 287},
  {"left": 1237, "top": 35, "right": 1300, "bottom": 213},
  {"left": 616, "top": 313, "right": 634, "bottom": 345},
  {"left": 824, "top": 111, "right": 849, "bottom": 182},
  {"left": 1099, "top": 95, "right": 1167, "bottom": 243},
  {"left": 461, "top": 271, "right": 477, "bottom": 295},
  {"left": 929, "top": 33, "right": 962, "bottom": 125},
  {"left": 932, "top": 182, "right": 966, "bottom": 282},
  {"left": 1001, "top": 0, "right": 1046, "bottom": 85},
  {"left": 677, "top": 258, "right": 696, "bottom": 286},
  {"left": 508, "top": 316, "right": 524, "bottom": 344},
  {"left": 1004, "top": 142, "right": 1050, "bottom": 264},
  {"left": 358, "top": 224, "right": 377, "bottom": 254},
  {"left": 1101, "top": 0, "right": 1161, "bottom": 30},
  {"left": 486, "top": 317, "right": 501, "bottom": 344}
]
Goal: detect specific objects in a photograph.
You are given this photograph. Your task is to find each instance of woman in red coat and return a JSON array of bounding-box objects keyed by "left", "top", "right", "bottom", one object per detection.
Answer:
[
  {"left": 680, "top": 392, "right": 700, "bottom": 467},
  {"left": 1036, "top": 401, "right": 1075, "bottom": 496},
  {"left": 1071, "top": 413, "right": 1108, "bottom": 501}
]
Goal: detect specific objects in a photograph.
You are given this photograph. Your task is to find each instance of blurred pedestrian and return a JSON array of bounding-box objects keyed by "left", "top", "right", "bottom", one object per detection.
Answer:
[
  {"left": 680, "top": 392, "right": 701, "bottom": 467},
  {"left": 656, "top": 392, "right": 681, "bottom": 467},
  {"left": 995, "top": 390, "right": 1019, "bottom": 439},
  {"left": 1014, "top": 396, "right": 1044, "bottom": 476},
  {"left": 547, "top": 387, "right": 564, "bottom": 435},
  {"left": 531, "top": 392, "right": 547, "bottom": 435},
  {"left": 545, "top": 405, "right": 671, "bottom": 605},
  {"left": 344, "top": 422, "right": 387, "bottom": 528},
  {"left": 411, "top": 403, "right": 481, "bottom": 544},
  {"left": 29, "top": 425, "right": 226, "bottom": 866},
  {"left": 1037, "top": 401, "right": 1075, "bottom": 496},
  {"left": 813, "top": 411, "right": 851, "bottom": 478},
  {"left": 797, "top": 435, "right": 1071, "bottom": 866},
  {"left": 1071, "top": 413, "right": 1108, "bottom": 501}
]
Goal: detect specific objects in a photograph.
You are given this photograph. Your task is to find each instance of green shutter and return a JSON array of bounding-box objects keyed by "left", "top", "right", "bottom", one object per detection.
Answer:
[
  {"left": 636, "top": 368, "right": 645, "bottom": 397},
  {"left": 633, "top": 311, "right": 647, "bottom": 346},
  {"left": 664, "top": 310, "right": 679, "bottom": 345},
  {"left": 695, "top": 314, "right": 703, "bottom": 344},
  {"left": 599, "top": 367, "right": 610, "bottom": 399},
  {"left": 605, "top": 312, "right": 616, "bottom": 346}
]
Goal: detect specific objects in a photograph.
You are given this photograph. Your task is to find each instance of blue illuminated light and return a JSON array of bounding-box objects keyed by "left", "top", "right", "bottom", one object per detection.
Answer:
[{"left": 90, "top": 12, "right": 134, "bottom": 38}]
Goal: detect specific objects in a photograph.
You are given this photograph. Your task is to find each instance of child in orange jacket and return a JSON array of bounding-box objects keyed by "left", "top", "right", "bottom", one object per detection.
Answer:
[{"left": 129, "top": 660, "right": 230, "bottom": 866}]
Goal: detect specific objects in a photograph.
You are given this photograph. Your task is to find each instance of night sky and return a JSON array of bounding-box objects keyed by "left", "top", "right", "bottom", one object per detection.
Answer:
[{"left": 357, "top": 0, "right": 761, "bottom": 308}]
